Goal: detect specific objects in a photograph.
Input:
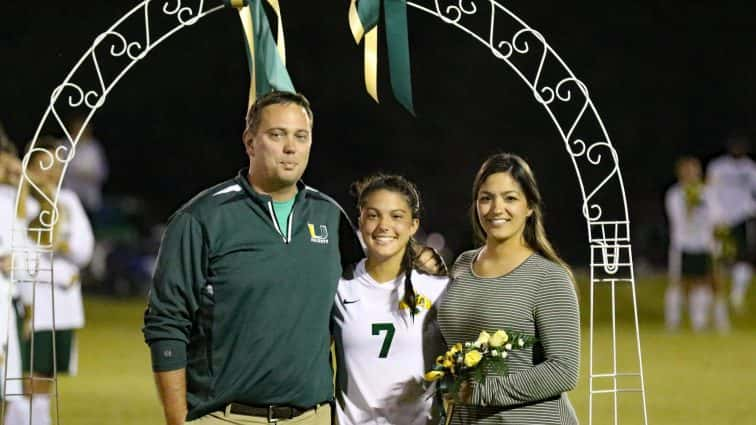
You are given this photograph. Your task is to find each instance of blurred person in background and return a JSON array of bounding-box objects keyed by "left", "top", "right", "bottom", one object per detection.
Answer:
[
  {"left": 13, "top": 136, "right": 94, "bottom": 425},
  {"left": 0, "top": 128, "right": 29, "bottom": 423},
  {"left": 62, "top": 114, "right": 108, "bottom": 217},
  {"left": 665, "top": 156, "right": 728, "bottom": 332},
  {"left": 706, "top": 135, "right": 756, "bottom": 313}
]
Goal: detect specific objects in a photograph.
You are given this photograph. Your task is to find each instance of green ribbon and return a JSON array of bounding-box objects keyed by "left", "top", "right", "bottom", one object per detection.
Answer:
[
  {"left": 352, "top": 0, "right": 415, "bottom": 115},
  {"left": 225, "top": 0, "right": 294, "bottom": 105}
]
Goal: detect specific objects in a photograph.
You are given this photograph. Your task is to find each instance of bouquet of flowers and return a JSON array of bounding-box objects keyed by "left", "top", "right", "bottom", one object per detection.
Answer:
[{"left": 424, "top": 329, "right": 536, "bottom": 419}]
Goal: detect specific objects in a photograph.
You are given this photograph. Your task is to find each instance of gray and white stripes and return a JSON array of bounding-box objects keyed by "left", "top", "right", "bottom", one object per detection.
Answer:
[{"left": 438, "top": 250, "right": 580, "bottom": 425}]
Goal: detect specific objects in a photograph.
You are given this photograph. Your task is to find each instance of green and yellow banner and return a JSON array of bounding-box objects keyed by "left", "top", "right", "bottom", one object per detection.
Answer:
[
  {"left": 224, "top": 0, "right": 294, "bottom": 108},
  {"left": 349, "top": 0, "right": 415, "bottom": 114}
]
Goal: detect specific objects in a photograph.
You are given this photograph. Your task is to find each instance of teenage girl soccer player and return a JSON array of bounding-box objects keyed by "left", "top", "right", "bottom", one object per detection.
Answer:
[{"left": 332, "top": 174, "right": 448, "bottom": 425}]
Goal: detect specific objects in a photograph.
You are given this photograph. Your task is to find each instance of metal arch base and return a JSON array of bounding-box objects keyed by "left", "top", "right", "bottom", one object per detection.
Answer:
[{"left": 6, "top": 1, "right": 649, "bottom": 424}]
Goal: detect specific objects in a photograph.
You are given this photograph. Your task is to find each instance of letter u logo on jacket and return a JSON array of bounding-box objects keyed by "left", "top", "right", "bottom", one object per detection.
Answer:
[{"left": 308, "top": 223, "right": 329, "bottom": 244}]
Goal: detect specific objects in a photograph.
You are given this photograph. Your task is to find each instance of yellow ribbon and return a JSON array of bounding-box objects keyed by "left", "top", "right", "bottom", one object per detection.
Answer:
[
  {"left": 266, "top": 0, "right": 286, "bottom": 65},
  {"left": 230, "top": 0, "right": 288, "bottom": 107},
  {"left": 236, "top": 6, "right": 256, "bottom": 107},
  {"left": 349, "top": 0, "right": 378, "bottom": 103}
]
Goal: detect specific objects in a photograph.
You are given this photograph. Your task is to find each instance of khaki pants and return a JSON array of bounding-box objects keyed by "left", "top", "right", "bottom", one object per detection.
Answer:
[{"left": 187, "top": 403, "right": 331, "bottom": 425}]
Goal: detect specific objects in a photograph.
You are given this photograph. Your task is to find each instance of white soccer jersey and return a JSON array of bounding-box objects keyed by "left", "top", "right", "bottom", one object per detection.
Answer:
[
  {"left": 706, "top": 155, "right": 756, "bottom": 225},
  {"left": 333, "top": 259, "right": 448, "bottom": 425},
  {"left": 665, "top": 183, "right": 722, "bottom": 253},
  {"left": 666, "top": 183, "right": 723, "bottom": 283},
  {"left": 1, "top": 185, "right": 22, "bottom": 341},
  {"left": 16, "top": 189, "right": 93, "bottom": 331},
  {"left": 0, "top": 184, "right": 25, "bottom": 396}
]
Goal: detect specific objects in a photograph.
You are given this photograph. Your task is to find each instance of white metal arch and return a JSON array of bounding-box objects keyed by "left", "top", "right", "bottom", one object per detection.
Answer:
[{"left": 6, "top": 1, "right": 648, "bottom": 424}]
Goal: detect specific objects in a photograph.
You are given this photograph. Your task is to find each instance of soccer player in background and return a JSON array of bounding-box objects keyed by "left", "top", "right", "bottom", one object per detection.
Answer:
[
  {"left": 0, "top": 130, "right": 29, "bottom": 423},
  {"left": 666, "top": 156, "right": 728, "bottom": 331},
  {"left": 706, "top": 135, "right": 756, "bottom": 313},
  {"left": 13, "top": 136, "right": 94, "bottom": 425}
]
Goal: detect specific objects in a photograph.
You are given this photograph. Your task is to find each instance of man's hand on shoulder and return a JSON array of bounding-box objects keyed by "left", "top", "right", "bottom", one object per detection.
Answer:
[{"left": 413, "top": 245, "right": 447, "bottom": 276}]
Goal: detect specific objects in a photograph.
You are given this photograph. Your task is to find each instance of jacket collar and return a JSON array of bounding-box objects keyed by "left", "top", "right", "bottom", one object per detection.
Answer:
[{"left": 235, "top": 169, "right": 307, "bottom": 206}]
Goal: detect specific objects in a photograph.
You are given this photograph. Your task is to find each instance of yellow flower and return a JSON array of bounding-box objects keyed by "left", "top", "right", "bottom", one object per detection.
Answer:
[
  {"left": 442, "top": 358, "right": 454, "bottom": 368},
  {"left": 424, "top": 370, "right": 445, "bottom": 381},
  {"left": 436, "top": 355, "right": 445, "bottom": 365},
  {"left": 489, "top": 330, "right": 509, "bottom": 348},
  {"left": 474, "top": 331, "right": 491, "bottom": 347},
  {"left": 449, "top": 343, "right": 463, "bottom": 355},
  {"left": 464, "top": 350, "right": 483, "bottom": 367}
]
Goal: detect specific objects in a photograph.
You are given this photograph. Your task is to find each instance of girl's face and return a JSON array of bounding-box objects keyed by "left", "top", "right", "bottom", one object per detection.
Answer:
[
  {"left": 476, "top": 172, "right": 533, "bottom": 245},
  {"left": 359, "top": 189, "right": 419, "bottom": 264}
]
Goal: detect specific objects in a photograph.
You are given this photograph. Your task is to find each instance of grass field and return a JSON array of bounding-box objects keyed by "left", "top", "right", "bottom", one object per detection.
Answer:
[{"left": 52, "top": 274, "right": 756, "bottom": 425}]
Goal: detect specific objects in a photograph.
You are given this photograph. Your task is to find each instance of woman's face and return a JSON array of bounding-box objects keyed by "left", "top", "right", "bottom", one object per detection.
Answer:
[
  {"left": 476, "top": 172, "right": 533, "bottom": 244},
  {"left": 359, "top": 189, "right": 419, "bottom": 264}
]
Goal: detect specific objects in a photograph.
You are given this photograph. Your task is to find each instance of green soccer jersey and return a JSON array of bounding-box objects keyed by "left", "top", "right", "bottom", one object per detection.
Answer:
[{"left": 143, "top": 171, "right": 363, "bottom": 420}]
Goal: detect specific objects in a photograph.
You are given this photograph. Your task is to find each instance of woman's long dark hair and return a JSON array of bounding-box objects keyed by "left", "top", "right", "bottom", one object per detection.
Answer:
[
  {"left": 353, "top": 174, "right": 422, "bottom": 319},
  {"left": 470, "top": 153, "right": 574, "bottom": 282}
]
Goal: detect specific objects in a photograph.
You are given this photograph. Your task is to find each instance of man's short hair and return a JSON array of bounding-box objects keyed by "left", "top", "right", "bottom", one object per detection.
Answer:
[{"left": 245, "top": 91, "right": 313, "bottom": 134}]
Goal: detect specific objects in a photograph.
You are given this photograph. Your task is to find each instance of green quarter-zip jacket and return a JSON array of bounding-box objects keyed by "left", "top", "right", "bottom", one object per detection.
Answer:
[{"left": 143, "top": 170, "right": 363, "bottom": 420}]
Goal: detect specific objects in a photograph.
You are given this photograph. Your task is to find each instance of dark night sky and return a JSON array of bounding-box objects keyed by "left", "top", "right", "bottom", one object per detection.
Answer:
[{"left": 1, "top": 1, "right": 754, "bottom": 265}]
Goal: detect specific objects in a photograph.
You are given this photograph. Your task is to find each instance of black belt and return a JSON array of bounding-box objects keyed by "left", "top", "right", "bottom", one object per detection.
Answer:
[{"left": 228, "top": 403, "right": 318, "bottom": 421}]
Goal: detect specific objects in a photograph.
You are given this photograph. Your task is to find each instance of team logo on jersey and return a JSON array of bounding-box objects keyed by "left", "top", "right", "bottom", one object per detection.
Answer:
[
  {"left": 308, "top": 223, "right": 329, "bottom": 244},
  {"left": 399, "top": 292, "right": 432, "bottom": 314}
]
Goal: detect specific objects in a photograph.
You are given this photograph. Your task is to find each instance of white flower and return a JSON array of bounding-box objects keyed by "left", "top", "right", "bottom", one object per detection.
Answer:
[
  {"left": 504, "top": 343, "right": 512, "bottom": 351},
  {"left": 501, "top": 351, "right": 508, "bottom": 359},
  {"left": 518, "top": 338, "right": 525, "bottom": 347},
  {"left": 491, "top": 349, "right": 499, "bottom": 356},
  {"left": 465, "top": 342, "right": 472, "bottom": 348}
]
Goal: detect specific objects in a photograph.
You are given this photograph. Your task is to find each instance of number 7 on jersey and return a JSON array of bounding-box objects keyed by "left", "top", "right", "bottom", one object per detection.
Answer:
[{"left": 371, "top": 323, "right": 395, "bottom": 358}]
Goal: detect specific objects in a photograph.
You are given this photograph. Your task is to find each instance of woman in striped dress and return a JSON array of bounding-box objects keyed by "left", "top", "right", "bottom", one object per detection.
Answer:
[{"left": 438, "top": 153, "right": 580, "bottom": 424}]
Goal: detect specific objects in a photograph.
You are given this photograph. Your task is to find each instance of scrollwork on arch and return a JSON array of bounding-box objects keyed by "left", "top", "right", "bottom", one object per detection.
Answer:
[
  {"left": 95, "top": 29, "right": 149, "bottom": 62},
  {"left": 576, "top": 141, "right": 620, "bottom": 222},
  {"left": 163, "top": 0, "right": 205, "bottom": 26},
  {"left": 434, "top": 0, "right": 478, "bottom": 24},
  {"left": 20, "top": 148, "right": 62, "bottom": 230}
]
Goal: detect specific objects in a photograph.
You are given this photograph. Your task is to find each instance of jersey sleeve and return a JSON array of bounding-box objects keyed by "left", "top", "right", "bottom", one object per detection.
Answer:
[
  {"left": 471, "top": 266, "right": 580, "bottom": 407},
  {"left": 665, "top": 186, "right": 685, "bottom": 249},
  {"left": 59, "top": 192, "right": 94, "bottom": 268},
  {"left": 16, "top": 256, "right": 80, "bottom": 305},
  {"left": 703, "top": 185, "right": 725, "bottom": 226},
  {"left": 143, "top": 211, "right": 207, "bottom": 372}
]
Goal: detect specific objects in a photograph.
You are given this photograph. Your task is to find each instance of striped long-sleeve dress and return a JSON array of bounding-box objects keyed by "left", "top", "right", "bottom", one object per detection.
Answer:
[{"left": 438, "top": 250, "right": 580, "bottom": 425}]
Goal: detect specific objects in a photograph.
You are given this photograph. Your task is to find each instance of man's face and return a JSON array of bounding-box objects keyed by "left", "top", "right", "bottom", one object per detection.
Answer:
[{"left": 244, "top": 103, "right": 312, "bottom": 190}]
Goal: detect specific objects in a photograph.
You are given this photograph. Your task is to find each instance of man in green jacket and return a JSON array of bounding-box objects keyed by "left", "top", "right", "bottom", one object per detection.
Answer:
[{"left": 143, "top": 91, "right": 365, "bottom": 424}]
